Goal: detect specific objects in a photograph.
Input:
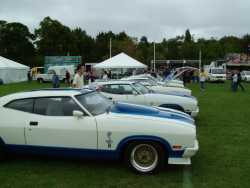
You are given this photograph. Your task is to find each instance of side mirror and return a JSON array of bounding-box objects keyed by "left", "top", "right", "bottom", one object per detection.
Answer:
[{"left": 73, "top": 110, "right": 84, "bottom": 119}]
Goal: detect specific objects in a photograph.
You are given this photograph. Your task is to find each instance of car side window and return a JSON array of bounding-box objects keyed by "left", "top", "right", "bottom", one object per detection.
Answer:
[
  {"left": 5, "top": 98, "right": 34, "bottom": 113},
  {"left": 101, "top": 84, "right": 133, "bottom": 95},
  {"left": 34, "top": 97, "right": 83, "bottom": 116},
  {"left": 119, "top": 84, "right": 134, "bottom": 94}
]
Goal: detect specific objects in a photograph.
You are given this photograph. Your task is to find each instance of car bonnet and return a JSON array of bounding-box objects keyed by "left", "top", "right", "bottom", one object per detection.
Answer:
[{"left": 110, "top": 102, "right": 194, "bottom": 125}]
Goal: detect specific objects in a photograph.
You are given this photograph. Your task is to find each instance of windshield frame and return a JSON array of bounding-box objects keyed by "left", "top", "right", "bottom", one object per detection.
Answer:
[
  {"left": 74, "top": 91, "right": 113, "bottom": 116},
  {"left": 132, "top": 82, "right": 151, "bottom": 94},
  {"left": 211, "top": 69, "right": 225, "bottom": 74},
  {"left": 243, "top": 71, "right": 250, "bottom": 75}
]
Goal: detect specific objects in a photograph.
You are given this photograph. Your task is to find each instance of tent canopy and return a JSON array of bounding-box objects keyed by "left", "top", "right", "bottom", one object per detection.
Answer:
[
  {"left": 94, "top": 52, "right": 147, "bottom": 69},
  {"left": 0, "top": 56, "right": 29, "bottom": 84},
  {"left": 0, "top": 56, "right": 29, "bottom": 69}
]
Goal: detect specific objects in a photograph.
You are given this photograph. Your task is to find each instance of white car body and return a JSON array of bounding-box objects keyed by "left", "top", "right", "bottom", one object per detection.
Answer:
[
  {"left": 241, "top": 71, "right": 250, "bottom": 82},
  {"left": 121, "top": 77, "right": 192, "bottom": 96},
  {"left": 0, "top": 89, "right": 198, "bottom": 172},
  {"left": 91, "top": 81, "right": 199, "bottom": 117}
]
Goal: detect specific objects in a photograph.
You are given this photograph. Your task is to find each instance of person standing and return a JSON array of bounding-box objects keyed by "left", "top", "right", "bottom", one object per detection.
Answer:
[
  {"left": 52, "top": 71, "right": 60, "bottom": 88},
  {"left": 183, "top": 71, "right": 189, "bottom": 86},
  {"left": 232, "top": 73, "right": 238, "bottom": 92},
  {"left": 73, "top": 64, "right": 84, "bottom": 88},
  {"left": 102, "top": 71, "right": 108, "bottom": 80},
  {"left": 199, "top": 69, "right": 206, "bottom": 91},
  {"left": 65, "top": 70, "right": 71, "bottom": 86},
  {"left": 107, "top": 70, "right": 112, "bottom": 79},
  {"left": 237, "top": 72, "right": 245, "bottom": 91},
  {"left": 27, "top": 70, "right": 32, "bottom": 82}
]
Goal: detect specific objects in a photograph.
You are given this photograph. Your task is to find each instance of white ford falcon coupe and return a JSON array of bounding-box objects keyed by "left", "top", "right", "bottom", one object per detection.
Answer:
[
  {"left": 91, "top": 81, "right": 199, "bottom": 117},
  {"left": 0, "top": 89, "right": 198, "bottom": 174},
  {"left": 121, "top": 77, "right": 192, "bottom": 96}
]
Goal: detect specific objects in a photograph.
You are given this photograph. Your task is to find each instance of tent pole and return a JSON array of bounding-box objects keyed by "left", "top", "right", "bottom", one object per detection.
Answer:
[
  {"left": 199, "top": 49, "right": 202, "bottom": 73},
  {"left": 153, "top": 42, "right": 156, "bottom": 72}
]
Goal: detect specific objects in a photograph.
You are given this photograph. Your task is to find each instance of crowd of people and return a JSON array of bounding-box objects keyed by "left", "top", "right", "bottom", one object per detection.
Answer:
[{"left": 50, "top": 64, "right": 97, "bottom": 88}]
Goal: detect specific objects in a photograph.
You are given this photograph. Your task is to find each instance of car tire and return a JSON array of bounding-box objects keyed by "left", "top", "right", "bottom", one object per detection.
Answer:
[
  {"left": 159, "top": 104, "right": 185, "bottom": 112},
  {"left": 124, "top": 141, "right": 166, "bottom": 174}
]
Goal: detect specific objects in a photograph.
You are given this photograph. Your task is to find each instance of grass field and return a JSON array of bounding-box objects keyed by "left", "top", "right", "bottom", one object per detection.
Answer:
[{"left": 0, "top": 81, "right": 250, "bottom": 188}]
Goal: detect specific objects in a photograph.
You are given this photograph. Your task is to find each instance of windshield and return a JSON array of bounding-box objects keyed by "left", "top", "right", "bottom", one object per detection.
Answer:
[
  {"left": 211, "top": 69, "right": 225, "bottom": 74},
  {"left": 243, "top": 71, "right": 250, "bottom": 75},
  {"left": 75, "top": 92, "right": 112, "bottom": 116},
  {"left": 132, "top": 83, "right": 150, "bottom": 94}
]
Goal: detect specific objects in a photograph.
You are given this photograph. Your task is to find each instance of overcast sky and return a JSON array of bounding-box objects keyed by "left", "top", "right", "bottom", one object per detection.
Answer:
[{"left": 0, "top": 0, "right": 249, "bottom": 41}]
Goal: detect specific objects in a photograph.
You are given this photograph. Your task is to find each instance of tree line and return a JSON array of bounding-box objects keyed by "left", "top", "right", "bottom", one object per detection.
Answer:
[{"left": 0, "top": 16, "right": 250, "bottom": 67}]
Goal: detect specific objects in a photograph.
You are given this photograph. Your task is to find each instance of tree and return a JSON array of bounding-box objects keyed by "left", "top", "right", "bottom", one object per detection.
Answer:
[
  {"left": 184, "top": 29, "right": 192, "bottom": 43},
  {"left": 71, "top": 28, "right": 95, "bottom": 61},
  {"left": 35, "top": 17, "right": 74, "bottom": 56},
  {"left": 0, "top": 21, "right": 35, "bottom": 66}
]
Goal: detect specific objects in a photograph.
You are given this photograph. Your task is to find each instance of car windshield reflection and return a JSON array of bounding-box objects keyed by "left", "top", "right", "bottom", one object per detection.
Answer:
[
  {"left": 132, "top": 83, "right": 151, "bottom": 94},
  {"left": 76, "top": 92, "right": 113, "bottom": 116}
]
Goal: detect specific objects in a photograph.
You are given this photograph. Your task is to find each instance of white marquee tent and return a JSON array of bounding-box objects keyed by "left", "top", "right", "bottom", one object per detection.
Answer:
[
  {"left": 0, "top": 56, "right": 29, "bottom": 84},
  {"left": 94, "top": 52, "right": 147, "bottom": 69}
]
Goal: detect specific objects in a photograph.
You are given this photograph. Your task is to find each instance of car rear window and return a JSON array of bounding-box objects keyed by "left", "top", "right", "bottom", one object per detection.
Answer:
[{"left": 5, "top": 98, "right": 34, "bottom": 113}]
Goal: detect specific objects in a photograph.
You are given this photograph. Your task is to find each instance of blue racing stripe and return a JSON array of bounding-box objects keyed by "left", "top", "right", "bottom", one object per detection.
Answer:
[{"left": 111, "top": 103, "right": 194, "bottom": 124}]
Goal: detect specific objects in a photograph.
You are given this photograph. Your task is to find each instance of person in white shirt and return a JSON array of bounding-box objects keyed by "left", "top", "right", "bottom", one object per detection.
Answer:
[
  {"left": 102, "top": 71, "right": 108, "bottom": 80},
  {"left": 232, "top": 72, "right": 238, "bottom": 92},
  {"left": 73, "top": 64, "right": 84, "bottom": 88},
  {"left": 199, "top": 69, "right": 206, "bottom": 91}
]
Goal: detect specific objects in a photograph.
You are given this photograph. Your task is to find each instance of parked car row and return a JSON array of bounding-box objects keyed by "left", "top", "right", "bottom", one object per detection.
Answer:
[{"left": 0, "top": 74, "right": 199, "bottom": 174}]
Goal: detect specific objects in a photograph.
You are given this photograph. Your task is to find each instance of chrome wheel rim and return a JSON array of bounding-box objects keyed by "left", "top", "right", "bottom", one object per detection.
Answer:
[{"left": 130, "top": 144, "right": 158, "bottom": 172}]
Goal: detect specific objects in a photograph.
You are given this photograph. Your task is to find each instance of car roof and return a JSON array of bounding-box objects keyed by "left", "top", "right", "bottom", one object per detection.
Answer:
[
  {"left": 122, "top": 77, "right": 148, "bottom": 81},
  {"left": 0, "top": 88, "right": 93, "bottom": 105},
  {"left": 93, "top": 80, "right": 135, "bottom": 85}
]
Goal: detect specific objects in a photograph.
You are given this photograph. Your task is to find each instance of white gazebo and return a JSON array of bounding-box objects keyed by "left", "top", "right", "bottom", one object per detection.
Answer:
[
  {"left": 94, "top": 52, "right": 147, "bottom": 69},
  {"left": 0, "top": 56, "right": 30, "bottom": 84}
]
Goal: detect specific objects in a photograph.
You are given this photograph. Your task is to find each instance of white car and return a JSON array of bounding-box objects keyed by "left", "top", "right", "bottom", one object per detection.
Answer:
[
  {"left": 91, "top": 81, "right": 199, "bottom": 117},
  {"left": 0, "top": 89, "right": 198, "bottom": 174},
  {"left": 241, "top": 71, "right": 250, "bottom": 82},
  {"left": 121, "top": 77, "right": 192, "bottom": 96},
  {"left": 125, "top": 74, "right": 184, "bottom": 88}
]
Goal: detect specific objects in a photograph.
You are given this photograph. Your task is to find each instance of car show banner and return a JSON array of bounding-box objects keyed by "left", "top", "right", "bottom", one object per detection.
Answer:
[{"left": 44, "top": 56, "right": 82, "bottom": 72}]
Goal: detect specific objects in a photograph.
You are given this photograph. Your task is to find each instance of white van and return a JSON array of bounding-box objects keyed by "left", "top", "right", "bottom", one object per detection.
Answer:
[
  {"left": 36, "top": 65, "right": 75, "bottom": 83},
  {"left": 207, "top": 68, "right": 226, "bottom": 82}
]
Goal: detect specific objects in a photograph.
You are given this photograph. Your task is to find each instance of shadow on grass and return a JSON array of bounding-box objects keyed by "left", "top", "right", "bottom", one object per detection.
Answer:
[{"left": 2, "top": 153, "right": 184, "bottom": 175}]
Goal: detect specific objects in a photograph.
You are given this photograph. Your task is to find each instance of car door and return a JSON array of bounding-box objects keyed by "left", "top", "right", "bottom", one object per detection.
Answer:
[
  {"left": 25, "top": 97, "right": 97, "bottom": 149},
  {"left": 1, "top": 98, "right": 34, "bottom": 145}
]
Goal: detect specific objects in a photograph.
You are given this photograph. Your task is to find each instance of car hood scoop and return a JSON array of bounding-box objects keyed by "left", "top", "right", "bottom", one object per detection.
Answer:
[{"left": 111, "top": 103, "right": 194, "bottom": 125}]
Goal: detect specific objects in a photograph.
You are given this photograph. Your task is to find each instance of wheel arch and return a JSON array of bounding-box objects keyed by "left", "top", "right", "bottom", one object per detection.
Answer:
[{"left": 116, "top": 135, "right": 171, "bottom": 160}]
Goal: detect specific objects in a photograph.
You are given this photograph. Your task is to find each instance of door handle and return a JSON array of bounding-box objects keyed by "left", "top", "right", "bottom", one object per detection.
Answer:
[
  {"left": 108, "top": 97, "right": 113, "bottom": 100},
  {"left": 30, "top": 121, "right": 38, "bottom": 126}
]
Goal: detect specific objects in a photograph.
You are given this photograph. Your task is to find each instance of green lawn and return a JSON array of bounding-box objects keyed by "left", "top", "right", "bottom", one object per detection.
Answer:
[{"left": 0, "top": 81, "right": 250, "bottom": 188}]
